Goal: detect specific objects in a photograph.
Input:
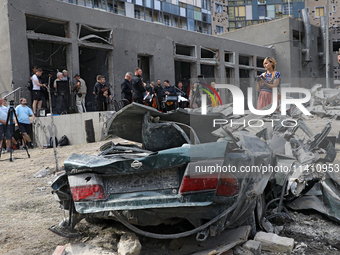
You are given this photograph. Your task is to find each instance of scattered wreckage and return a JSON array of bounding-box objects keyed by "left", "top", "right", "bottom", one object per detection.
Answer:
[
  {"left": 49, "top": 102, "right": 339, "bottom": 243},
  {"left": 302, "top": 84, "right": 340, "bottom": 119}
]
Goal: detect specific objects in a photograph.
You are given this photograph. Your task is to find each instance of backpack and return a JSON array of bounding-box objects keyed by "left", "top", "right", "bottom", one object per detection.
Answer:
[
  {"left": 58, "top": 135, "right": 69, "bottom": 146},
  {"left": 27, "top": 80, "right": 33, "bottom": 91},
  {"left": 48, "top": 136, "right": 58, "bottom": 148}
]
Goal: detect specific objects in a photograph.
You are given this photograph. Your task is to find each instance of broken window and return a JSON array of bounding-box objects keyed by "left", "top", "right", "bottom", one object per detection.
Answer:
[
  {"left": 215, "top": 25, "right": 224, "bottom": 34},
  {"left": 225, "top": 52, "right": 234, "bottom": 63},
  {"left": 28, "top": 40, "right": 67, "bottom": 72},
  {"left": 200, "top": 64, "right": 215, "bottom": 78},
  {"left": 333, "top": 41, "right": 340, "bottom": 52},
  {"left": 78, "top": 24, "right": 113, "bottom": 45},
  {"left": 201, "top": 47, "right": 218, "bottom": 59},
  {"left": 292, "top": 30, "right": 301, "bottom": 48},
  {"left": 26, "top": 15, "right": 67, "bottom": 38},
  {"left": 239, "top": 55, "right": 250, "bottom": 66},
  {"left": 175, "top": 44, "right": 195, "bottom": 57},
  {"left": 257, "top": 57, "right": 265, "bottom": 68},
  {"left": 215, "top": 3, "right": 223, "bottom": 13}
]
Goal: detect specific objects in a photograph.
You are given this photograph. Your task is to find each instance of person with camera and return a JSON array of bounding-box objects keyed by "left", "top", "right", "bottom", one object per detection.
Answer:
[
  {"left": 2, "top": 98, "right": 19, "bottom": 151},
  {"left": 15, "top": 98, "right": 35, "bottom": 149},
  {"left": 0, "top": 98, "right": 11, "bottom": 153},
  {"left": 256, "top": 57, "right": 281, "bottom": 110},
  {"left": 94, "top": 76, "right": 112, "bottom": 111}
]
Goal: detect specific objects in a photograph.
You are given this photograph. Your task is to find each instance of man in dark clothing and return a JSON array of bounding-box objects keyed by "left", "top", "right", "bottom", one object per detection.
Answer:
[
  {"left": 153, "top": 79, "right": 163, "bottom": 110},
  {"left": 131, "top": 68, "right": 147, "bottom": 104},
  {"left": 121, "top": 72, "right": 133, "bottom": 103},
  {"left": 162, "top": 80, "right": 176, "bottom": 96},
  {"left": 162, "top": 80, "right": 177, "bottom": 112},
  {"left": 94, "top": 76, "right": 112, "bottom": 111}
]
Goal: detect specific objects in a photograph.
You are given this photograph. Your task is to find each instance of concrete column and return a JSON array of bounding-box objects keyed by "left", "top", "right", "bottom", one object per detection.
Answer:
[
  {"left": 107, "top": 50, "right": 114, "bottom": 97},
  {"left": 234, "top": 52, "right": 240, "bottom": 87},
  {"left": 219, "top": 48, "right": 226, "bottom": 104},
  {"left": 196, "top": 46, "right": 201, "bottom": 76},
  {"left": 67, "top": 21, "right": 79, "bottom": 79},
  {"left": 66, "top": 21, "right": 79, "bottom": 110}
]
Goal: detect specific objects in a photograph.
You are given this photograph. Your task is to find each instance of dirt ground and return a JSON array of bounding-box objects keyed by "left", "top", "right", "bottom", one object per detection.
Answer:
[
  {"left": 0, "top": 137, "right": 126, "bottom": 255},
  {"left": 0, "top": 117, "right": 340, "bottom": 255}
]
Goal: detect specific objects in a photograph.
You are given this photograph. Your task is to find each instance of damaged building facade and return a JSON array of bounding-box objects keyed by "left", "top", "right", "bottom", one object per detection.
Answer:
[{"left": 0, "top": 0, "right": 329, "bottom": 109}]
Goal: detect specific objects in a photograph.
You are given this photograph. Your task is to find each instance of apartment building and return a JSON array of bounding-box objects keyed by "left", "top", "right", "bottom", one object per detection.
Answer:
[
  {"left": 57, "top": 0, "right": 213, "bottom": 34},
  {"left": 305, "top": 0, "right": 340, "bottom": 79},
  {"left": 220, "top": 0, "right": 305, "bottom": 32}
]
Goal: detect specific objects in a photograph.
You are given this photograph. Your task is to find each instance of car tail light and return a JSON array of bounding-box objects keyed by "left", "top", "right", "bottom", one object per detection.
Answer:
[
  {"left": 216, "top": 174, "right": 239, "bottom": 197},
  {"left": 68, "top": 174, "right": 106, "bottom": 202},
  {"left": 179, "top": 173, "right": 239, "bottom": 197},
  {"left": 70, "top": 184, "right": 106, "bottom": 202},
  {"left": 179, "top": 174, "right": 219, "bottom": 193}
]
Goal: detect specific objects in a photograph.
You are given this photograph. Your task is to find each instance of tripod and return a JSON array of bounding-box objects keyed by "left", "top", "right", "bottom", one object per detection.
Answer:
[{"left": 0, "top": 102, "right": 30, "bottom": 162}]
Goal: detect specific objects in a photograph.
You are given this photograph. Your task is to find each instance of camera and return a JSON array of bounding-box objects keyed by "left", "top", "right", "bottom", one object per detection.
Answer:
[
  {"left": 255, "top": 76, "right": 264, "bottom": 82},
  {"left": 9, "top": 100, "right": 15, "bottom": 106}
]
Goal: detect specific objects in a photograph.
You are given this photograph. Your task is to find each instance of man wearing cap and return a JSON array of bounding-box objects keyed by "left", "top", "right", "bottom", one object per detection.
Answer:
[{"left": 74, "top": 74, "right": 87, "bottom": 113}]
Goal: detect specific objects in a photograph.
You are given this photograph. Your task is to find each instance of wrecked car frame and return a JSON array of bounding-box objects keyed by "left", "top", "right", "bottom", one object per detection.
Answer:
[{"left": 50, "top": 103, "right": 338, "bottom": 240}]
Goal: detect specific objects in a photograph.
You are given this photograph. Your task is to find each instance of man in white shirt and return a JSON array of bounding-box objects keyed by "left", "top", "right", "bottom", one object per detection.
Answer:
[{"left": 32, "top": 68, "right": 47, "bottom": 115}]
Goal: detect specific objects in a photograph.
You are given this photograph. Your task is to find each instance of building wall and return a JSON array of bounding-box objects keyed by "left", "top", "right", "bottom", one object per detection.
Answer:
[
  {"left": 0, "top": 0, "right": 13, "bottom": 96},
  {"left": 33, "top": 111, "right": 115, "bottom": 147},
  {"left": 218, "top": 18, "right": 329, "bottom": 89},
  {"left": 2, "top": 0, "right": 274, "bottom": 106},
  {"left": 211, "top": 0, "right": 228, "bottom": 35},
  {"left": 305, "top": 1, "right": 340, "bottom": 80}
]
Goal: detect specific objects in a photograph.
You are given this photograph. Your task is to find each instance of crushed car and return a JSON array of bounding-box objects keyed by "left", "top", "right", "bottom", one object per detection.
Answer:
[{"left": 49, "top": 102, "right": 338, "bottom": 241}]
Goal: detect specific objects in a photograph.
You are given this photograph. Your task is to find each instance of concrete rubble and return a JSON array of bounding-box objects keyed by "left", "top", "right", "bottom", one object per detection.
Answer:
[
  {"left": 52, "top": 243, "right": 117, "bottom": 255},
  {"left": 33, "top": 167, "right": 50, "bottom": 178},
  {"left": 242, "top": 240, "right": 262, "bottom": 255},
  {"left": 307, "top": 84, "right": 340, "bottom": 119},
  {"left": 233, "top": 245, "right": 254, "bottom": 255},
  {"left": 117, "top": 233, "right": 141, "bottom": 255},
  {"left": 254, "top": 232, "right": 294, "bottom": 253}
]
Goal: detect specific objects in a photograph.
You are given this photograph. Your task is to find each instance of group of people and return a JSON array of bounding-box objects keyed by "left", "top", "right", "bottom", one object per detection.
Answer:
[
  {"left": 0, "top": 97, "right": 34, "bottom": 153},
  {"left": 121, "top": 68, "right": 190, "bottom": 112},
  {"left": 121, "top": 67, "right": 227, "bottom": 112},
  {"left": 29, "top": 56, "right": 280, "bottom": 115},
  {"left": 29, "top": 67, "right": 87, "bottom": 114}
]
